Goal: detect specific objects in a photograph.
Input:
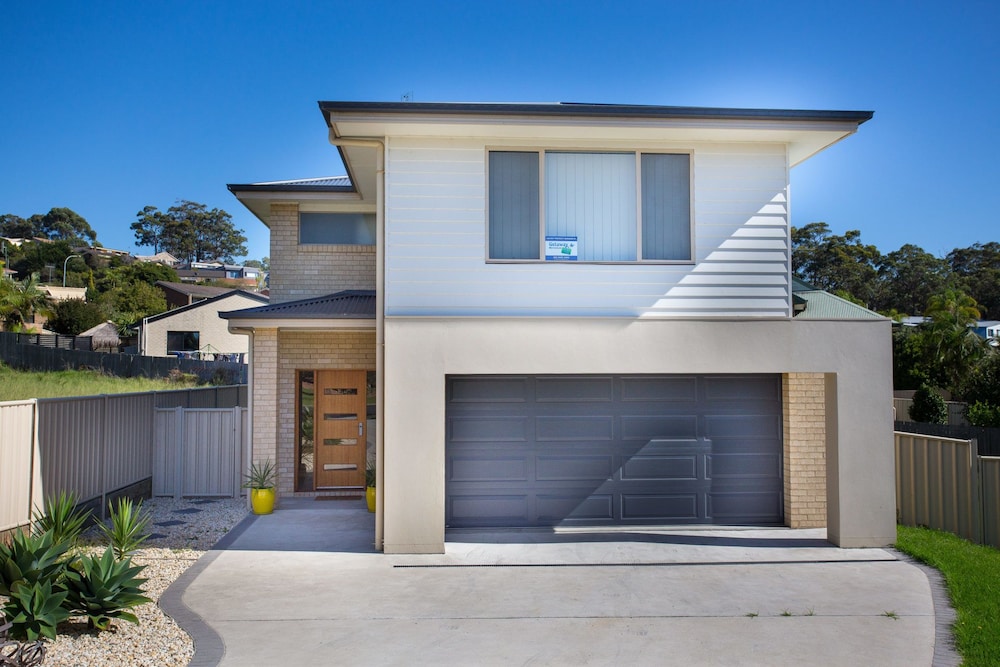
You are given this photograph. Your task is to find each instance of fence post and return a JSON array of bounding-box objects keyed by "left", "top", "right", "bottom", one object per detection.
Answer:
[
  {"left": 99, "top": 395, "right": 109, "bottom": 520},
  {"left": 29, "top": 400, "right": 43, "bottom": 530},
  {"left": 173, "top": 406, "right": 184, "bottom": 501},
  {"left": 973, "top": 438, "right": 985, "bottom": 546},
  {"left": 233, "top": 406, "right": 242, "bottom": 498}
]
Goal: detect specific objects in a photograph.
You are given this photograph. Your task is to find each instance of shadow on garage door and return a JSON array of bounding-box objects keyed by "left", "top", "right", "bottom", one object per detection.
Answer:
[{"left": 445, "top": 374, "right": 783, "bottom": 528}]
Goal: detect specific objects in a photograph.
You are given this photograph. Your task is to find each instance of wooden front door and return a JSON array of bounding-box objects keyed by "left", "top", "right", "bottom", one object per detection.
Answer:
[{"left": 314, "top": 370, "right": 367, "bottom": 488}]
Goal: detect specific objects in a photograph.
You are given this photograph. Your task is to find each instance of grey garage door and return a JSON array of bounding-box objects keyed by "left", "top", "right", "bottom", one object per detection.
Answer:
[{"left": 446, "top": 375, "right": 783, "bottom": 528}]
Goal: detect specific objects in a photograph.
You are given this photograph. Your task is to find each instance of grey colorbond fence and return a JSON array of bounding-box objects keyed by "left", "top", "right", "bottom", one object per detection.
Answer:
[
  {"left": 10, "top": 332, "right": 94, "bottom": 351},
  {"left": 0, "top": 386, "right": 246, "bottom": 537},
  {"left": 895, "top": 420, "right": 1000, "bottom": 457},
  {"left": 0, "top": 331, "right": 247, "bottom": 384},
  {"left": 895, "top": 431, "right": 1000, "bottom": 548},
  {"left": 153, "top": 407, "right": 247, "bottom": 499}
]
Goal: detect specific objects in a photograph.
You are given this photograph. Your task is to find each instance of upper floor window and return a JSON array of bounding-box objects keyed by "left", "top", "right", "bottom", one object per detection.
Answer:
[
  {"left": 488, "top": 150, "right": 691, "bottom": 262},
  {"left": 299, "top": 212, "right": 376, "bottom": 245}
]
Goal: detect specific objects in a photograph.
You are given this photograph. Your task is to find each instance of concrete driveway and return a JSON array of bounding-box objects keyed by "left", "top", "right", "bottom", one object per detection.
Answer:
[{"left": 165, "top": 501, "right": 947, "bottom": 666}]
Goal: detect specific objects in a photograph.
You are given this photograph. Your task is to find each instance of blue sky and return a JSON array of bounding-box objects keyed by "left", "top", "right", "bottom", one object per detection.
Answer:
[{"left": 1, "top": 1, "right": 997, "bottom": 262}]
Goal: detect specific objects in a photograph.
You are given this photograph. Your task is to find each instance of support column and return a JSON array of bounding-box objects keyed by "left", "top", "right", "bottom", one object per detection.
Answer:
[
  {"left": 252, "top": 329, "right": 280, "bottom": 489},
  {"left": 782, "top": 373, "right": 827, "bottom": 528}
]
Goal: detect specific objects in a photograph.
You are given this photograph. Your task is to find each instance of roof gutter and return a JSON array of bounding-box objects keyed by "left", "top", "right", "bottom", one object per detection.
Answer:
[
  {"left": 320, "top": 100, "right": 874, "bottom": 125},
  {"left": 328, "top": 131, "right": 386, "bottom": 551}
]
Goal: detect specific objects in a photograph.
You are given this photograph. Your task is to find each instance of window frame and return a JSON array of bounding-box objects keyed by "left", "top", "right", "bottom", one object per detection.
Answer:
[
  {"left": 298, "top": 211, "right": 377, "bottom": 247},
  {"left": 486, "top": 147, "right": 695, "bottom": 264},
  {"left": 166, "top": 330, "right": 200, "bottom": 354}
]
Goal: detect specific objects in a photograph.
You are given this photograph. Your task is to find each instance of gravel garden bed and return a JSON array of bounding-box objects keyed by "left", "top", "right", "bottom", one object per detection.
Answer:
[{"left": 2, "top": 497, "right": 248, "bottom": 667}]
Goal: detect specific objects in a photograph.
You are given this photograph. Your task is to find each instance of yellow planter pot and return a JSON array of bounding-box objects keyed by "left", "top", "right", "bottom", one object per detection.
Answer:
[
  {"left": 251, "top": 487, "right": 276, "bottom": 515},
  {"left": 366, "top": 486, "right": 376, "bottom": 513}
]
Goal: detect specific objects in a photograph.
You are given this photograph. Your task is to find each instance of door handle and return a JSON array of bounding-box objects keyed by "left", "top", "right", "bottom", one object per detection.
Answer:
[{"left": 358, "top": 422, "right": 363, "bottom": 436}]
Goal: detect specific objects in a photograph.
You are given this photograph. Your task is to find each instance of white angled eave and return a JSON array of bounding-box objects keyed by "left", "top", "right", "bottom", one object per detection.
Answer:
[
  {"left": 328, "top": 113, "right": 861, "bottom": 167},
  {"left": 231, "top": 190, "right": 370, "bottom": 228}
]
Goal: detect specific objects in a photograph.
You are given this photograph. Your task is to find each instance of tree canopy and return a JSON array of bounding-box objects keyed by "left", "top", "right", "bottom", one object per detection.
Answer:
[
  {"left": 131, "top": 200, "right": 247, "bottom": 263},
  {"left": 947, "top": 242, "right": 1000, "bottom": 317},
  {"left": 791, "top": 224, "right": 999, "bottom": 318},
  {"left": 48, "top": 298, "right": 106, "bottom": 336},
  {"left": 790, "top": 224, "right": 1000, "bottom": 407},
  {"left": 790, "top": 223, "right": 882, "bottom": 308},
  {"left": 0, "top": 208, "right": 97, "bottom": 245}
]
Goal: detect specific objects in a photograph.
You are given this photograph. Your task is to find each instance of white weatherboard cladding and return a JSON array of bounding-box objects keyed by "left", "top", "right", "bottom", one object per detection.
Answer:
[{"left": 384, "top": 139, "right": 790, "bottom": 317}]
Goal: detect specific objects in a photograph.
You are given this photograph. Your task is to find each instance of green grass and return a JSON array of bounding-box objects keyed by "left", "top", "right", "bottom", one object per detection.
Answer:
[
  {"left": 0, "top": 363, "right": 198, "bottom": 401},
  {"left": 896, "top": 525, "right": 1000, "bottom": 666}
]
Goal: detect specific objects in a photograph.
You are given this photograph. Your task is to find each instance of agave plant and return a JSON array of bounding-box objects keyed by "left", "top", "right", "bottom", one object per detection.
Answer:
[
  {"left": 32, "top": 491, "right": 91, "bottom": 546},
  {"left": 0, "top": 530, "right": 70, "bottom": 597},
  {"left": 242, "top": 459, "right": 276, "bottom": 490},
  {"left": 98, "top": 498, "right": 151, "bottom": 560},
  {"left": 62, "top": 547, "right": 151, "bottom": 631},
  {"left": 2, "top": 579, "right": 70, "bottom": 641}
]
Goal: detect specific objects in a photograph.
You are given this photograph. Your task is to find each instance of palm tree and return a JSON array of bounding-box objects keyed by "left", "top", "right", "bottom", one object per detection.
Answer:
[
  {"left": 0, "top": 272, "right": 54, "bottom": 331},
  {"left": 922, "top": 289, "right": 988, "bottom": 395}
]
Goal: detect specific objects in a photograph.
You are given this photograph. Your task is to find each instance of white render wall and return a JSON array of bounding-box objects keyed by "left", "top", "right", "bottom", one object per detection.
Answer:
[
  {"left": 381, "top": 317, "right": 895, "bottom": 554},
  {"left": 384, "top": 138, "right": 790, "bottom": 318},
  {"left": 145, "top": 293, "right": 264, "bottom": 357}
]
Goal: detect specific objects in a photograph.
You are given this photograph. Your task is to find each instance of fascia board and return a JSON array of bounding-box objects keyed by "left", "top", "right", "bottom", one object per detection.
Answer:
[
  {"left": 330, "top": 116, "right": 860, "bottom": 165},
  {"left": 225, "top": 318, "right": 375, "bottom": 331}
]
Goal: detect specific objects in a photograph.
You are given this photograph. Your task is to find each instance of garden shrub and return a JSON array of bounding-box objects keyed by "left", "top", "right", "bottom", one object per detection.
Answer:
[
  {"left": 909, "top": 385, "right": 948, "bottom": 424},
  {"left": 966, "top": 401, "right": 1000, "bottom": 428}
]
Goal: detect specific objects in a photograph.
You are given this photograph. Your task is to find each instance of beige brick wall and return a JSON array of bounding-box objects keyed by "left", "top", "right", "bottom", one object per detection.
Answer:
[
  {"left": 251, "top": 329, "right": 279, "bottom": 466},
  {"left": 783, "top": 373, "right": 827, "bottom": 528},
  {"left": 268, "top": 202, "right": 376, "bottom": 303},
  {"left": 272, "top": 330, "right": 376, "bottom": 495}
]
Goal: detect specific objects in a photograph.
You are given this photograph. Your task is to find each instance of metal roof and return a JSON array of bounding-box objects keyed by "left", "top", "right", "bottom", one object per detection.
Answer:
[
  {"left": 155, "top": 281, "right": 236, "bottom": 299},
  {"left": 144, "top": 289, "right": 269, "bottom": 325},
  {"left": 220, "top": 290, "right": 375, "bottom": 321},
  {"left": 318, "top": 101, "right": 874, "bottom": 125},
  {"left": 791, "top": 278, "right": 884, "bottom": 320},
  {"left": 227, "top": 175, "right": 354, "bottom": 194}
]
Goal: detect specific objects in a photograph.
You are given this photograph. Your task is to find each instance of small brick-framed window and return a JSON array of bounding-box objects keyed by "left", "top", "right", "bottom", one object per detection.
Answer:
[{"left": 299, "top": 213, "right": 375, "bottom": 245}]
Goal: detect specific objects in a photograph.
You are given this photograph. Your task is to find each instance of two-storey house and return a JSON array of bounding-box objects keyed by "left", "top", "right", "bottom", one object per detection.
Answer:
[{"left": 224, "top": 101, "right": 893, "bottom": 554}]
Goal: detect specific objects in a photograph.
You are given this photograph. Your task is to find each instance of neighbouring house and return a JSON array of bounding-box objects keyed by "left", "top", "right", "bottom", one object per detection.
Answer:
[
  {"left": 973, "top": 320, "right": 1000, "bottom": 343},
  {"left": 40, "top": 286, "right": 88, "bottom": 303},
  {"left": 223, "top": 101, "right": 894, "bottom": 554},
  {"left": 73, "top": 245, "right": 133, "bottom": 264},
  {"left": 140, "top": 289, "right": 267, "bottom": 359},
  {"left": 134, "top": 251, "right": 181, "bottom": 267},
  {"left": 27, "top": 286, "right": 89, "bottom": 331},
  {"left": 156, "top": 281, "right": 240, "bottom": 310},
  {"left": 175, "top": 261, "right": 261, "bottom": 288}
]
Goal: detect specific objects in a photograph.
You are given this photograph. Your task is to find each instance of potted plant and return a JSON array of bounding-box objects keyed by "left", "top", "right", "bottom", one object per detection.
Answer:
[
  {"left": 365, "top": 453, "right": 376, "bottom": 513},
  {"left": 243, "top": 459, "right": 276, "bottom": 515}
]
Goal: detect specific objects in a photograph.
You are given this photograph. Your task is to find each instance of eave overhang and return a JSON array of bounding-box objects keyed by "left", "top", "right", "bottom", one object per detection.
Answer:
[
  {"left": 226, "top": 178, "right": 366, "bottom": 227},
  {"left": 320, "top": 100, "right": 873, "bottom": 169},
  {"left": 220, "top": 290, "right": 376, "bottom": 332}
]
